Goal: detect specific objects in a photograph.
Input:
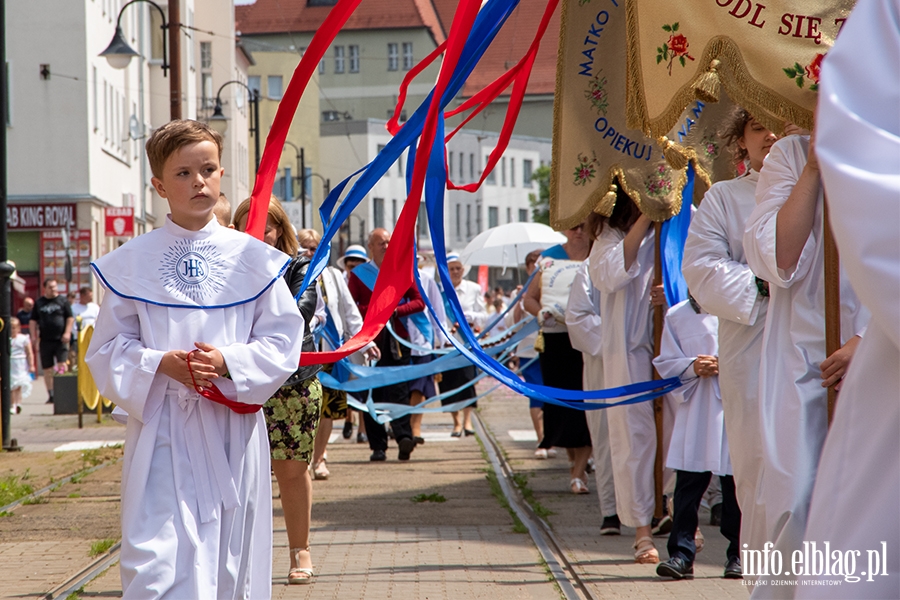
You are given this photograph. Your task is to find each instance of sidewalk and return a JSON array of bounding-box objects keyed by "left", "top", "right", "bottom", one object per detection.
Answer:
[{"left": 2, "top": 378, "right": 751, "bottom": 599}]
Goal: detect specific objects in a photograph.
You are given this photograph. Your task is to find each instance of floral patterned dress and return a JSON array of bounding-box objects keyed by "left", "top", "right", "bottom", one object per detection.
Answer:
[{"left": 263, "top": 377, "right": 322, "bottom": 463}]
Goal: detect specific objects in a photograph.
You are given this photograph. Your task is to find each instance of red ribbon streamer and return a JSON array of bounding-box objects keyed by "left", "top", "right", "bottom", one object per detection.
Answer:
[
  {"left": 299, "top": 0, "right": 484, "bottom": 366},
  {"left": 186, "top": 350, "right": 261, "bottom": 414},
  {"left": 245, "top": 0, "right": 363, "bottom": 240}
]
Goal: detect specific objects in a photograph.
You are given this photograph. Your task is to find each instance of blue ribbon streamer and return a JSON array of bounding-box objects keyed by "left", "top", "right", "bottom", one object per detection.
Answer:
[{"left": 660, "top": 162, "right": 694, "bottom": 307}]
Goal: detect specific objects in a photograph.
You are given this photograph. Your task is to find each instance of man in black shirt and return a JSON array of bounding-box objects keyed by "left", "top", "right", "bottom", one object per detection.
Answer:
[{"left": 29, "top": 279, "right": 74, "bottom": 404}]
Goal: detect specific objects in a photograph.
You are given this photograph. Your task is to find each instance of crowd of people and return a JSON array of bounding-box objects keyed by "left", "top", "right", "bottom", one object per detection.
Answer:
[{"left": 54, "top": 3, "right": 900, "bottom": 596}]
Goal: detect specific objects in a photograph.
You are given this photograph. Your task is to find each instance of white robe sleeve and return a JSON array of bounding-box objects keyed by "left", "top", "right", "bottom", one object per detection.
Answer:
[
  {"left": 565, "top": 261, "right": 602, "bottom": 356},
  {"left": 818, "top": 10, "right": 900, "bottom": 349},
  {"left": 683, "top": 187, "right": 762, "bottom": 326},
  {"left": 652, "top": 308, "right": 699, "bottom": 404},
  {"left": 217, "top": 278, "right": 304, "bottom": 406},
  {"left": 589, "top": 227, "right": 643, "bottom": 294},
  {"left": 424, "top": 275, "right": 450, "bottom": 346},
  {"left": 464, "top": 282, "right": 489, "bottom": 330},
  {"left": 743, "top": 136, "right": 819, "bottom": 287},
  {"left": 85, "top": 292, "right": 167, "bottom": 423}
]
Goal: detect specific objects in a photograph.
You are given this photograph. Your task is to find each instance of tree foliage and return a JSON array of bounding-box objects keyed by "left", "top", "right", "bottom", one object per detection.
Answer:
[{"left": 529, "top": 165, "right": 551, "bottom": 225}]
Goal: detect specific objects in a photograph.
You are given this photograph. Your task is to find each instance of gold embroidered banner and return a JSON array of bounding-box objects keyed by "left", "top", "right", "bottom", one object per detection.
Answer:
[
  {"left": 551, "top": 0, "right": 736, "bottom": 229},
  {"left": 625, "top": 0, "right": 855, "bottom": 137}
]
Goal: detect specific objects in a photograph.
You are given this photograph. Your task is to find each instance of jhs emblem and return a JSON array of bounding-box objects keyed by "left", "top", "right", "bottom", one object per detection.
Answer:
[{"left": 160, "top": 240, "right": 226, "bottom": 302}]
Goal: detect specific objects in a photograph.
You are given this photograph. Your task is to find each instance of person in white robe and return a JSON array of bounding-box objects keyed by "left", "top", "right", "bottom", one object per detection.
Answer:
[
  {"left": 743, "top": 132, "right": 870, "bottom": 596},
  {"left": 797, "top": 2, "right": 900, "bottom": 596},
  {"left": 565, "top": 258, "right": 619, "bottom": 533},
  {"left": 682, "top": 108, "right": 776, "bottom": 555},
  {"left": 587, "top": 193, "right": 674, "bottom": 564},
  {"left": 653, "top": 299, "right": 742, "bottom": 580},
  {"left": 87, "top": 216, "right": 302, "bottom": 599}
]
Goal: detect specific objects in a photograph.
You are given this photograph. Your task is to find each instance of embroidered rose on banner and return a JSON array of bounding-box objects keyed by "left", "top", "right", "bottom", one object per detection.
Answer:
[
  {"left": 656, "top": 23, "right": 694, "bottom": 76},
  {"left": 573, "top": 152, "right": 598, "bottom": 186},
  {"left": 584, "top": 73, "right": 609, "bottom": 115},
  {"left": 645, "top": 163, "right": 674, "bottom": 199},
  {"left": 701, "top": 135, "right": 720, "bottom": 160},
  {"left": 783, "top": 53, "right": 824, "bottom": 92}
]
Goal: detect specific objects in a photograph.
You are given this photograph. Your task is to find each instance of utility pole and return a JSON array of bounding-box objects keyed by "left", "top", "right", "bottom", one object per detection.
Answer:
[
  {"left": 168, "top": 0, "right": 181, "bottom": 119},
  {"left": 0, "top": 0, "right": 16, "bottom": 450},
  {"left": 300, "top": 148, "right": 306, "bottom": 228}
]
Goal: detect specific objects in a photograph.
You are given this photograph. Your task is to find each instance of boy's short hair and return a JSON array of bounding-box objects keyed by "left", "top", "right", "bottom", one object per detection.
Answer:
[
  {"left": 146, "top": 119, "right": 223, "bottom": 179},
  {"left": 213, "top": 193, "right": 232, "bottom": 227}
]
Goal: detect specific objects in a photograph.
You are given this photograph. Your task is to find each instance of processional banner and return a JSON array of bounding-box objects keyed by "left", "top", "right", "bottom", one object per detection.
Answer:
[
  {"left": 624, "top": 0, "right": 854, "bottom": 138},
  {"left": 551, "top": 0, "right": 736, "bottom": 230}
]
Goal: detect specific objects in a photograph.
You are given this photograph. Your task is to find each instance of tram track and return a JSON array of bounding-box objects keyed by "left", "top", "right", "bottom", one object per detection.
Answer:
[{"left": 473, "top": 413, "right": 598, "bottom": 600}]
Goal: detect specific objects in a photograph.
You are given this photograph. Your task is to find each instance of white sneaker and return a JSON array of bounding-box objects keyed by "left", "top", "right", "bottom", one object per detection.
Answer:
[
  {"left": 534, "top": 448, "right": 548, "bottom": 459},
  {"left": 547, "top": 448, "right": 558, "bottom": 458}
]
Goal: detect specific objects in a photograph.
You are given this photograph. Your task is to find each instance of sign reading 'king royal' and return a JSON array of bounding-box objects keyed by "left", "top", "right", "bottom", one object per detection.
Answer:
[{"left": 7, "top": 203, "right": 76, "bottom": 230}]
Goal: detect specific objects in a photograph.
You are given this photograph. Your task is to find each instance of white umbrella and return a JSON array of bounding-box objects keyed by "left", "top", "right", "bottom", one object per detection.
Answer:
[{"left": 458, "top": 222, "right": 566, "bottom": 268}]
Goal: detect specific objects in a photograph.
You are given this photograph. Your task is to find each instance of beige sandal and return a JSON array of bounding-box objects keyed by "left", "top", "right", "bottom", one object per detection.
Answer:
[
  {"left": 288, "top": 547, "right": 314, "bottom": 584},
  {"left": 633, "top": 536, "right": 659, "bottom": 564}
]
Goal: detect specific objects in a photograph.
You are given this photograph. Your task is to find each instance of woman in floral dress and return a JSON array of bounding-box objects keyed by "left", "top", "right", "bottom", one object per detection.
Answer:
[{"left": 234, "top": 197, "right": 322, "bottom": 585}]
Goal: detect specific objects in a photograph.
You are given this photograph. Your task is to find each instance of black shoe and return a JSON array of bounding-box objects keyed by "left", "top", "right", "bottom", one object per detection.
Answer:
[
  {"left": 342, "top": 421, "right": 353, "bottom": 439},
  {"left": 45, "top": 396, "right": 54, "bottom": 404},
  {"left": 450, "top": 430, "right": 462, "bottom": 438},
  {"left": 657, "top": 556, "right": 694, "bottom": 580},
  {"left": 357, "top": 432, "right": 368, "bottom": 444},
  {"left": 651, "top": 515, "right": 673, "bottom": 536},
  {"left": 709, "top": 502, "right": 723, "bottom": 526},
  {"left": 464, "top": 429, "right": 475, "bottom": 437},
  {"left": 724, "top": 556, "right": 743, "bottom": 579},
  {"left": 600, "top": 514, "right": 621, "bottom": 535},
  {"left": 397, "top": 437, "right": 415, "bottom": 461},
  {"left": 369, "top": 449, "right": 387, "bottom": 461},
  {"left": 413, "top": 436, "right": 425, "bottom": 445}
]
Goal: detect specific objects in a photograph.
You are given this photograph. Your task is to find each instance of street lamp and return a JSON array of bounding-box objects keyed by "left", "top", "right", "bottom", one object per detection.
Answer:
[
  {"left": 208, "top": 80, "right": 260, "bottom": 174},
  {"left": 100, "top": 0, "right": 181, "bottom": 119}
]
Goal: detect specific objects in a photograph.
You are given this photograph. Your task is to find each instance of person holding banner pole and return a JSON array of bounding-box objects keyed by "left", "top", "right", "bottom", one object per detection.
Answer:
[
  {"left": 588, "top": 191, "right": 673, "bottom": 564},
  {"left": 682, "top": 107, "right": 776, "bottom": 556},
  {"left": 743, "top": 129, "right": 869, "bottom": 595}
]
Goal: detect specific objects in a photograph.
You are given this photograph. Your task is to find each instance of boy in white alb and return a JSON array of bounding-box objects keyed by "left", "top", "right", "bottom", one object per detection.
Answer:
[
  {"left": 86, "top": 120, "right": 303, "bottom": 599},
  {"left": 653, "top": 297, "right": 742, "bottom": 580}
]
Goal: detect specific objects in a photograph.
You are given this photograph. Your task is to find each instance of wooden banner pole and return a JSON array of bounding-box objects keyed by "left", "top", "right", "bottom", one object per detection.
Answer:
[
  {"left": 652, "top": 222, "right": 664, "bottom": 519},
  {"left": 823, "top": 197, "right": 841, "bottom": 426}
]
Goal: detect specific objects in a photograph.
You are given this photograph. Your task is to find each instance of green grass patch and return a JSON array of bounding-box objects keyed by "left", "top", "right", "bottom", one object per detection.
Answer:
[
  {"left": 0, "top": 510, "right": 12, "bottom": 518},
  {"left": 21, "top": 495, "right": 48, "bottom": 506},
  {"left": 65, "top": 586, "right": 85, "bottom": 600},
  {"left": 0, "top": 474, "right": 34, "bottom": 506},
  {"left": 411, "top": 493, "right": 447, "bottom": 503},
  {"left": 89, "top": 538, "right": 117, "bottom": 557},
  {"left": 67, "top": 492, "right": 82, "bottom": 499},
  {"left": 511, "top": 472, "right": 554, "bottom": 519}
]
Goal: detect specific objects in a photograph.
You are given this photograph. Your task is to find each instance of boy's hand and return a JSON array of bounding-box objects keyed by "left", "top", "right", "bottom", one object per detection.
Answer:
[
  {"left": 192, "top": 342, "right": 228, "bottom": 376},
  {"left": 649, "top": 284, "right": 667, "bottom": 307},
  {"left": 693, "top": 355, "right": 718, "bottom": 378},
  {"left": 363, "top": 346, "right": 380, "bottom": 363},
  {"left": 820, "top": 335, "right": 861, "bottom": 390},
  {"left": 159, "top": 350, "right": 209, "bottom": 387}
]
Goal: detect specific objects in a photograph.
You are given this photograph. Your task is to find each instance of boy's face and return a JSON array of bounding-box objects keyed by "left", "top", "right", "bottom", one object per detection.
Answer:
[{"left": 151, "top": 140, "right": 224, "bottom": 231}]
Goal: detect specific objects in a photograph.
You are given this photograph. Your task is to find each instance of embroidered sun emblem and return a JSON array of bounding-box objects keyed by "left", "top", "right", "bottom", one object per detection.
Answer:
[{"left": 159, "top": 239, "right": 227, "bottom": 302}]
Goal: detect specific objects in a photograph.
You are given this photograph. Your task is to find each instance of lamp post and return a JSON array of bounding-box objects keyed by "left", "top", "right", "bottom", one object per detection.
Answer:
[
  {"left": 207, "top": 80, "right": 260, "bottom": 173},
  {"left": 100, "top": 0, "right": 181, "bottom": 120}
]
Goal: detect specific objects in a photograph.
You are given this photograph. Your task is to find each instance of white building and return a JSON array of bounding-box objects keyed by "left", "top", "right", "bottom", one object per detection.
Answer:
[
  {"left": 319, "top": 119, "right": 551, "bottom": 261},
  {"left": 6, "top": 0, "right": 250, "bottom": 304}
]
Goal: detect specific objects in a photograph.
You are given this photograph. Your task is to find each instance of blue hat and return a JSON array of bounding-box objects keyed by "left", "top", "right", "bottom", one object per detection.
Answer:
[
  {"left": 338, "top": 244, "right": 369, "bottom": 270},
  {"left": 446, "top": 252, "right": 462, "bottom": 264}
]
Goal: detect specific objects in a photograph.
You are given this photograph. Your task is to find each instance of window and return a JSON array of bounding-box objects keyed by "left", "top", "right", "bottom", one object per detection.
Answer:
[
  {"left": 387, "top": 43, "right": 398, "bottom": 71},
  {"left": 485, "top": 155, "right": 495, "bottom": 184},
  {"left": 392, "top": 199, "right": 398, "bottom": 224},
  {"left": 448, "top": 152, "right": 453, "bottom": 178},
  {"left": 267, "top": 75, "right": 283, "bottom": 99},
  {"left": 92, "top": 66, "right": 98, "bottom": 131},
  {"left": 455, "top": 204, "right": 461, "bottom": 239},
  {"left": 334, "top": 46, "right": 345, "bottom": 73},
  {"left": 150, "top": 8, "right": 164, "bottom": 60},
  {"left": 187, "top": 10, "right": 195, "bottom": 71},
  {"left": 402, "top": 42, "right": 413, "bottom": 70},
  {"left": 459, "top": 152, "right": 464, "bottom": 180},
  {"left": 466, "top": 205, "right": 472, "bottom": 238},
  {"left": 319, "top": 58, "right": 326, "bottom": 74},
  {"left": 373, "top": 197, "right": 385, "bottom": 229},
  {"left": 200, "top": 42, "right": 212, "bottom": 70},
  {"left": 523, "top": 159, "right": 534, "bottom": 186},
  {"left": 322, "top": 110, "right": 340, "bottom": 122},
  {"left": 397, "top": 152, "right": 404, "bottom": 177},
  {"left": 469, "top": 154, "right": 475, "bottom": 180},
  {"left": 248, "top": 76, "right": 261, "bottom": 96},
  {"left": 349, "top": 45, "right": 359, "bottom": 73},
  {"left": 518, "top": 209, "right": 528, "bottom": 222},
  {"left": 417, "top": 204, "right": 428, "bottom": 240},
  {"left": 506, "top": 207, "right": 512, "bottom": 223},
  {"left": 510, "top": 159, "right": 516, "bottom": 187},
  {"left": 501, "top": 157, "right": 506, "bottom": 186},
  {"left": 488, "top": 206, "right": 499, "bottom": 228},
  {"left": 201, "top": 73, "right": 213, "bottom": 109}
]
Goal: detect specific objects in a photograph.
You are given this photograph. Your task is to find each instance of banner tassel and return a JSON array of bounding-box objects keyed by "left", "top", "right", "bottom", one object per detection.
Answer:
[
  {"left": 657, "top": 136, "right": 689, "bottom": 171},
  {"left": 595, "top": 181, "right": 619, "bottom": 217},
  {"left": 694, "top": 58, "right": 721, "bottom": 103}
]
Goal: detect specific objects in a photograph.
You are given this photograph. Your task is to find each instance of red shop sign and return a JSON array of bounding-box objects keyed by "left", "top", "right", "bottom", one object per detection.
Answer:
[{"left": 105, "top": 207, "right": 134, "bottom": 237}]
